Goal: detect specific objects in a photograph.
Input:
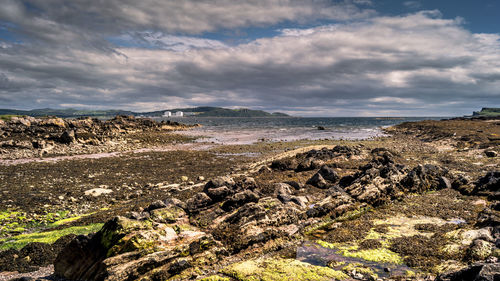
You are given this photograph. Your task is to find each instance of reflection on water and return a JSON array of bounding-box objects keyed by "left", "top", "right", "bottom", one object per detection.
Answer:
[{"left": 297, "top": 241, "right": 414, "bottom": 278}]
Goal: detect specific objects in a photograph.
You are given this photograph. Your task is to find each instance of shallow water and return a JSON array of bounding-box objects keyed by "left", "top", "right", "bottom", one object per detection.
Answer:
[
  {"left": 163, "top": 117, "right": 445, "bottom": 144},
  {"left": 297, "top": 241, "right": 414, "bottom": 278}
]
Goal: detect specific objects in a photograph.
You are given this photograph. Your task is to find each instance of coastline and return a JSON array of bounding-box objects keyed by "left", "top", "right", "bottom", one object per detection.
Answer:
[{"left": 0, "top": 116, "right": 499, "bottom": 281}]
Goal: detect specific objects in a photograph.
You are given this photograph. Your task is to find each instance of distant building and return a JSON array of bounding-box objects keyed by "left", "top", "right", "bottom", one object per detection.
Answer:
[
  {"left": 163, "top": 111, "right": 172, "bottom": 117},
  {"left": 175, "top": 111, "right": 183, "bottom": 117}
]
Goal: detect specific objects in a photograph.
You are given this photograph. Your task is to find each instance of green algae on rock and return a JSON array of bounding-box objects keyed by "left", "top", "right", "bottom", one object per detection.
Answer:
[{"left": 222, "top": 258, "right": 348, "bottom": 281}]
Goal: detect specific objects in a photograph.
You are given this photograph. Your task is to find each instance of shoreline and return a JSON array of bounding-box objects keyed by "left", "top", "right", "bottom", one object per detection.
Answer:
[{"left": 1, "top": 116, "right": 499, "bottom": 281}]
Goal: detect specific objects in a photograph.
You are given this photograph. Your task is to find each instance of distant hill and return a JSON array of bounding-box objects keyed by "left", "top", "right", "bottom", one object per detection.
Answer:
[
  {"left": 472, "top": 108, "right": 500, "bottom": 117},
  {"left": 0, "top": 107, "right": 289, "bottom": 118},
  {"left": 0, "top": 108, "right": 135, "bottom": 118},
  {"left": 143, "top": 107, "right": 289, "bottom": 117}
]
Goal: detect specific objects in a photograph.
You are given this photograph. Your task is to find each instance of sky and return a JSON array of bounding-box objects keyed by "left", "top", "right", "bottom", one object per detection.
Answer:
[{"left": 0, "top": 0, "right": 499, "bottom": 117}]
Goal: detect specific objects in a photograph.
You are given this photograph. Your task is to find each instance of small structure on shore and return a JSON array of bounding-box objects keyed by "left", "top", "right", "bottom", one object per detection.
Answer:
[
  {"left": 175, "top": 111, "right": 184, "bottom": 117},
  {"left": 163, "top": 111, "right": 172, "bottom": 117}
]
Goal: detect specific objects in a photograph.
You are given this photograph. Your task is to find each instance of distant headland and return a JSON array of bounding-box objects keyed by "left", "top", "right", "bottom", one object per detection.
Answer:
[
  {"left": 0, "top": 107, "right": 289, "bottom": 118},
  {"left": 472, "top": 108, "right": 500, "bottom": 117}
]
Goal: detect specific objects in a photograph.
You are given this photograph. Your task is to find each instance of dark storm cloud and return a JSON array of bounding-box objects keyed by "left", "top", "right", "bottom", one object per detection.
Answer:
[{"left": 0, "top": 1, "right": 499, "bottom": 116}]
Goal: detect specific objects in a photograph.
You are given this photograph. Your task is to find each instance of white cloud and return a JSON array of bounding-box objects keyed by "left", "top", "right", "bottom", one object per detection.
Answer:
[
  {"left": 0, "top": 0, "right": 376, "bottom": 37},
  {"left": 1, "top": 10, "right": 500, "bottom": 116},
  {"left": 112, "top": 32, "right": 228, "bottom": 51}
]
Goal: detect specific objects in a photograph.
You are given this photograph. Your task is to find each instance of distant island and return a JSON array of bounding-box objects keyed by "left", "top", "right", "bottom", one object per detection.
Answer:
[
  {"left": 473, "top": 108, "right": 500, "bottom": 117},
  {"left": 0, "top": 107, "right": 289, "bottom": 118}
]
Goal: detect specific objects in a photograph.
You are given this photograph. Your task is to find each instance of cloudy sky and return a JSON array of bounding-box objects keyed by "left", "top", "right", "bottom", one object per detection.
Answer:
[{"left": 0, "top": 0, "right": 499, "bottom": 116}]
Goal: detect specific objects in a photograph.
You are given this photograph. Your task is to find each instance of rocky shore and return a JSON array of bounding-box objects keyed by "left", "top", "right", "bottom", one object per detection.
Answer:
[
  {"left": 0, "top": 116, "right": 499, "bottom": 281},
  {"left": 0, "top": 115, "right": 197, "bottom": 160}
]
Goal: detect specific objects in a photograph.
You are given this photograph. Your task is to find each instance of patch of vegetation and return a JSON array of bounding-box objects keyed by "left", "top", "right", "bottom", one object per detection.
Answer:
[
  {"left": 222, "top": 258, "right": 348, "bottom": 281},
  {"left": 473, "top": 107, "right": 500, "bottom": 117},
  {"left": 0, "top": 114, "right": 23, "bottom": 121},
  {"left": 199, "top": 276, "right": 231, "bottom": 281},
  {"left": 0, "top": 209, "right": 79, "bottom": 237},
  {"left": 0, "top": 223, "right": 103, "bottom": 250}
]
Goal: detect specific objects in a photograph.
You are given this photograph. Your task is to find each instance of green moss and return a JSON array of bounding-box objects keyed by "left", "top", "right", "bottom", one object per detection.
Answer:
[
  {"left": 0, "top": 223, "right": 103, "bottom": 250},
  {"left": 315, "top": 240, "right": 403, "bottom": 264},
  {"left": 222, "top": 258, "right": 348, "bottom": 281},
  {"left": 0, "top": 114, "right": 23, "bottom": 121},
  {"left": 107, "top": 232, "right": 158, "bottom": 257},
  {"left": 334, "top": 207, "right": 371, "bottom": 222},
  {"left": 406, "top": 270, "right": 417, "bottom": 277},
  {"left": 150, "top": 206, "right": 185, "bottom": 223},
  {"left": 199, "top": 276, "right": 231, "bottom": 281},
  {"left": 100, "top": 216, "right": 152, "bottom": 250},
  {"left": 342, "top": 248, "right": 403, "bottom": 264}
]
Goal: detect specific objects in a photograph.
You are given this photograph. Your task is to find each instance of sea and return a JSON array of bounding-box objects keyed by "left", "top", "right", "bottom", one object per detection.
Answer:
[{"left": 156, "top": 117, "right": 446, "bottom": 145}]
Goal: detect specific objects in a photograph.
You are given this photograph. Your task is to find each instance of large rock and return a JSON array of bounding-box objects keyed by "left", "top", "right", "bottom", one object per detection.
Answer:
[
  {"left": 306, "top": 172, "right": 328, "bottom": 189},
  {"left": 270, "top": 158, "right": 298, "bottom": 171},
  {"left": 221, "top": 190, "right": 260, "bottom": 211},
  {"left": 400, "top": 164, "right": 451, "bottom": 193},
  {"left": 186, "top": 192, "right": 212, "bottom": 213},
  {"left": 205, "top": 186, "right": 232, "bottom": 202},
  {"left": 204, "top": 176, "right": 235, "bottom": 190},
  {"left": 54, "top": 216, "right": 214, "bottom": 281},
  {"left": 437, "top": 261, "right": 500, "bottom": 281}
]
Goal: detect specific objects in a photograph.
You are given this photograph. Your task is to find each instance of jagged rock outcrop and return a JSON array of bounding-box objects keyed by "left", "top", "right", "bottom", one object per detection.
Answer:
[
  {"left": 52, "top": 146, "right": 495, "bottom": 281},
  {"left": 55, "top": 213, "right": 217, "bottom": 281},
  {"left": 0, "top": 115, "right": 189, "bottom": 147}
]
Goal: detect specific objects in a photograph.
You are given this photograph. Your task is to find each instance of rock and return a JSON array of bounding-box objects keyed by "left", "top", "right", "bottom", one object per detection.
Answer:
[
  {"left": 221, "top": 190, "right": 260, "bottom": 212},
  {"left": 474, "top": 171, "right": 500, "bottom": 198},
  {"left": 59, "top": 130, "right": 76, "bottom": 144},
  {"left": 467, "top": 239, "right": 494, "bottom": 261},
  {"left": 55, "top": 216, "right": 213, "bottom": 281},
  {"left": 270, "top": 158, "right": 298, "bottom": 171},
  {"left": 317, "top": 126, "right": 326, "bottom": 130},
  {"left": 300, "top": 146, "right": 360, "bottom": 160},
  {"left": 144, "top": 200, "right": 167, "bottom": 212},
  {"left": 284, "top": 181, "right": 303, "bottom": 190},
  {"left": 240, "top": 177, "right": 257, "bottom": 190},
  {"left": 181, "top": 176, "right": 188, "bottom": 182},
  {"left": 273, "top": 183, "right": 293, "bottom": 197},
  {"left": 318, "top": 165, "right": 339, "bottom": 183},
  {"left": 204, "top": 176, "right": 235, "bottom": 190},
  {"left": 485, "top": 150, "right": 498, "bottom": 158},
  {"left": 186, "top": 193, "right": 212, "bottom": 213},
  {"left": 197, "top": 176, "right": 205, "bottom": 181},
  {"left": 437, "top": 262, "right": 500, "bottom": 281},
  {"left": 400, "top": 164, "right": 450, "bottom": 193},
  {"left": 206, "top": 186, "right": 231, "bottom": 202},
  {"left": 439, "top": 176, "right": 452, "bottom": 189},
  {"left": 258, "top": 166, "right": 272, "bottom": 173},
  {"left": 453, "top": 174, "right": 475, "bottom": 195},
  {"left": 306, "top": 172, "right": 328, "bottom": 189},
  {"left": 290, "top": 196, "right": 308, "bottom": 208},
  {"left": 150, "top": 206, "right": 187, "bottom": 224},
  {"left": 84, "top": 188, "right": 113, "bottom": 197}
]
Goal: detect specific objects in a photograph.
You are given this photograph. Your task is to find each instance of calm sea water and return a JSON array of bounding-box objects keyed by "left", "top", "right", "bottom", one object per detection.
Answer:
[{"left": 157, "top": 117, "right": 445, "bottom": 144}]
